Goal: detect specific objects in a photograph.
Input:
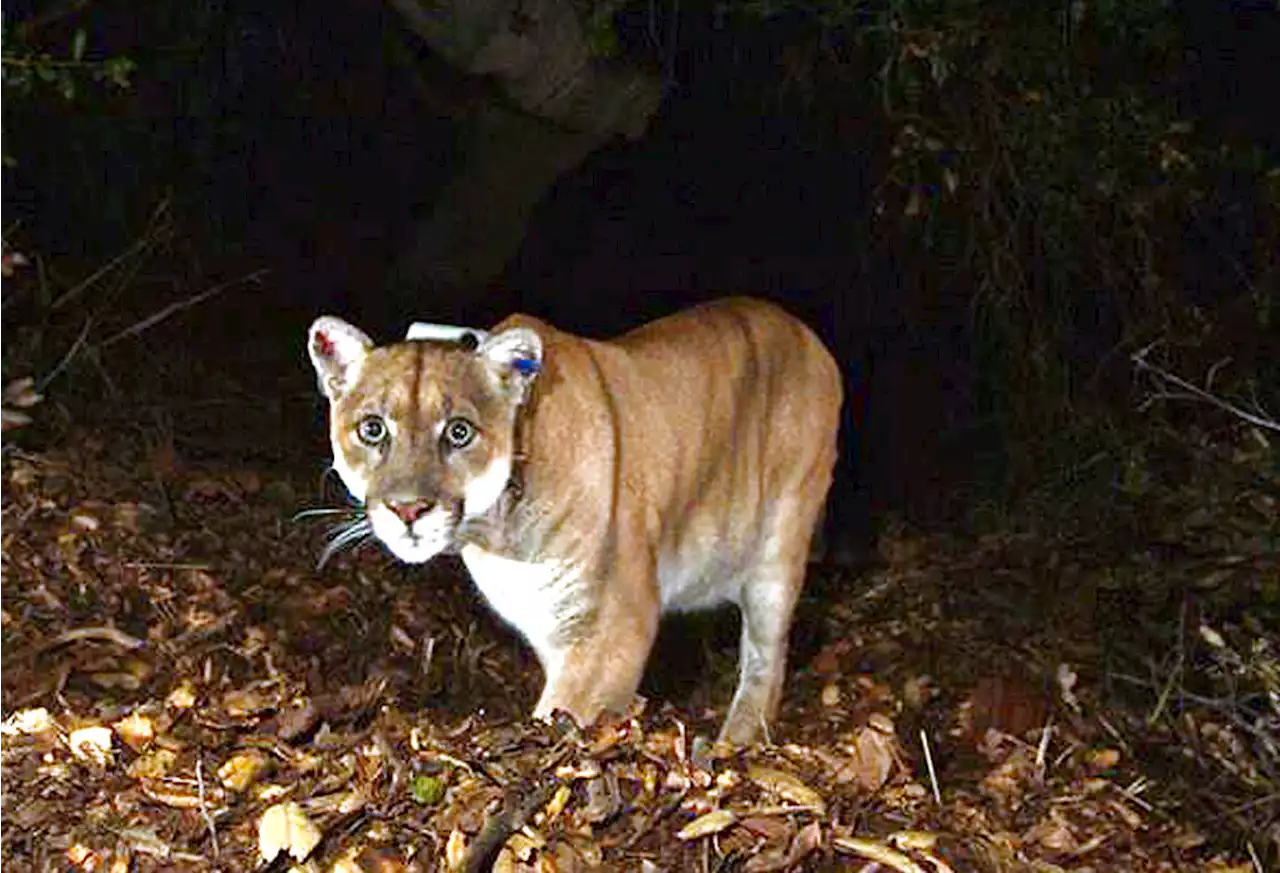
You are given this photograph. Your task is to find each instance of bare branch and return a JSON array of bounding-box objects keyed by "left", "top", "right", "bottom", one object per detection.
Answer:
[
  {"left": 96, "top": 269, "right": 268, "bottom": 350},
  {"left": 1132, "top": 344, "right": 1279, "bottom": 433},
  {"left": 35, "top": 317, "right": 93, "bottom": 393}
]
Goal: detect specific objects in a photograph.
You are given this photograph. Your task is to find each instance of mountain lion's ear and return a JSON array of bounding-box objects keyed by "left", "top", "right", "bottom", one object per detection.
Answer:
[
  {"left": 477, "top": 327, "right": 542, "bottom": 398},
  {"left": 309, "top": 316, "right": 374, "bottom": 400}
]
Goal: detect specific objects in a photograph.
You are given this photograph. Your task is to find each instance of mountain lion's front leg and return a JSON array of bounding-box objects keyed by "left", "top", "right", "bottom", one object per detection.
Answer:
[
  {"left": 533, "top": 624, "right": 656, "bottom": 726},
  {"left": 532, "top": 564, "right": 660, "bottom": 726}
]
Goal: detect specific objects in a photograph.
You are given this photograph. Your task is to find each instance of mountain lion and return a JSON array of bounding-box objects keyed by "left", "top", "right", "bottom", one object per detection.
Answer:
[{"left": 308, "top": 297, "right": 842, "bottom": 744}]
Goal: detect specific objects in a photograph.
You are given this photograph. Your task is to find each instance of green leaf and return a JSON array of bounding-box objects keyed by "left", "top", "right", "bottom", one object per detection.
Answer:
[
  {"left": 584, "top": 12, "right": 619, "bottom": 59},
  {"left": 72, "top": 28, "right": 87, "bottom": 62},
  {"left": 104, "top": 56, "right": 136, "bottom": 89},
  {"left": 410, "top": 773, "right": 446, "bottom": 806}
]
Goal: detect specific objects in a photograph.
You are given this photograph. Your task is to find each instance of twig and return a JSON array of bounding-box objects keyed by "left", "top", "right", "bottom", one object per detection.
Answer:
[
  {"left": 1147, "top": 601, "right": 1188, "bottom": 727},
  {"left": 35, "top": 317, "right": 93, "bottom": 393},
  {"left": 920, "top": 728, "right": 942, "bottom": 805},
  {"left": 422, "top": 634, "right": 437, "bottom": 677},
  {"left": 1110, "top": 672, "right": 1254, "bottom": 713},
  {"left": 87, "top": 349, "right": 120, "bottom": 397},
  {"left": 744, "top": 804, "right": 827, "bottom": 817},
  {"left": 1206, "top": 792, "right": 1280, "bottom": 823},
  {"left": 96, "top": 269, "right": 268, "bottom": 350},
  {"left": 51, "top": 201, "right": 173, "bottom": 311},
  {"left": 621, "top": 788, "right": 687, "bottom": 850},
  {"left": 123, "top": 562, "right": 212, "bottom": 571},
  {"left": 1247, "top": 840, "right": 1263, "bottom": 873},
  {"left": 462, "top": 779, "right": 559, "bottom": 873},
  {"left": 1112, "top": 671, "right": 1278, "bottom": 753},
  {"left": 1132, "top": 343, "right": 1280, "bottom": 433},
  {"left": 18, "top": 625, "right": 145, "bottom": 659},
  {"left": 195, "top": 758, "right": 219, "bottom": 857},
  {"left": 1034, "top": 717, "right": 1053, "bottom": 784}
]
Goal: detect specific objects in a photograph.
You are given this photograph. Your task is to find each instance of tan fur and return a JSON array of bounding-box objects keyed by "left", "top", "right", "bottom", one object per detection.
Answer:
[{"left": 308, "top": 298, "right": 842, "bottom": 744}]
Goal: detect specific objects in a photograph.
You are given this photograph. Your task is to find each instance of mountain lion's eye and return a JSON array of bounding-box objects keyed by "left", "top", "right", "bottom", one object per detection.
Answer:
[
  {"left": 442, "top": 417, "right": 476, "bottom": 449},
  {"left": 356, "top": 415, "right": 388, "bottom": 446}
]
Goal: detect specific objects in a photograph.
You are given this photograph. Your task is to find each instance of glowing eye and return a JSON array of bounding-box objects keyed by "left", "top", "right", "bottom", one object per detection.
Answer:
[
  {"left": 442, "top": 417, "right": 476, "bottom": 449},
  {"left": 356, "top": 415, "right": 387, "bottom": 446}
]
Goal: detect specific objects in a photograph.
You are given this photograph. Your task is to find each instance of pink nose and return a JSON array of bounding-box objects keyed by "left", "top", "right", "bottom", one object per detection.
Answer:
[{"left": 387, "top": 500, "right": 433, "bottom": 525}]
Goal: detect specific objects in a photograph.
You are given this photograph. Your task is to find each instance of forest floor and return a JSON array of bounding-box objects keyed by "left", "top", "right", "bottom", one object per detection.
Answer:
[{"left": 2, "top": 289, "right": 1277, "bottom": 872}]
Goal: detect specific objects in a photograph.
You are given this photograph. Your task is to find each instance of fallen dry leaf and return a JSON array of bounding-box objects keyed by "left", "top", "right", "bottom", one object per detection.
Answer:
[
  {"left": 445, "top": 828, "right": 468, "bottom": 870},
  {"left": 981, "top": 748, "right": 1036, "bottom": 809},
  {"left": 743, "top": 819, "right": 822, "bottom": 872},
  {"left": 166, "top": 681, "right": 197, "bottom": 709},
  {"left": 746, "top": 766, "right": 826, "bottom": 814},
  {"left": 127, "top": 748, "right": 177, "bottom": 780},
  {"left": 676, "top": 808, "right": 737, "bottom": 840},
  {"left": 834, "top": 714, "right": 900, "bottom": 792},
  {"left": 113, "top": 712, "right": 155, "bottom": 751},
  {"left": 833, "top": 835, "right": 930, "bottom": 873},
  {"left": 809, "top": 639, "right": 852, "bottom": 674},
  {"left": 219, "top": 750, "right": 269, "bottom": 791},
  {"left": 138, "top": 779, "right": 206, "bottom": 809},
  {"left": 1, "top": 707, "right": 55, "bottom": 735},
  {"left": 66, "top": 843, "right": 100, "bottom": 869},
  {"left": 1086, "top": 748, "right": 1121, "bottom": 771},
  {"left": 258, "top": 800, "right": 322, "bottom": 864},
  {"left": 1025, "top": 808, "right": 1079, "bottom": 852},
  {"left": 68, "top": 725, "right": 114, "bottom": 765}
]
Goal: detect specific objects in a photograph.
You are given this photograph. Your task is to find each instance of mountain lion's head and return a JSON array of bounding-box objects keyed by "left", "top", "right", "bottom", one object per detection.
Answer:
[{"left": 307, "top": 316, "right": 541, "bottom": 564}]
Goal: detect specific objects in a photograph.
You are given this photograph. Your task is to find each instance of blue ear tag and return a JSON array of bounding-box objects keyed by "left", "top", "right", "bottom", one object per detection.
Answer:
[{"left": 513, "top": 358, "right": 541, "bottom": 376}]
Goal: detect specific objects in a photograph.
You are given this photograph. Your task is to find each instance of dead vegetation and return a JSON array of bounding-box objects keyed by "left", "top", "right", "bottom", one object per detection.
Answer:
[
  {"left": 1, "top": 216, "right": 1276, "bottom": 871},
  {"left": 2, "top": 359, "right": 1275, "bottom": 870}
]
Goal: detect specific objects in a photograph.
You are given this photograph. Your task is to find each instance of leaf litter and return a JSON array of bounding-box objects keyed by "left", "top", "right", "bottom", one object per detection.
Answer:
[{"left": 2, "top": 348, "right": 1275, "bottom": 872}]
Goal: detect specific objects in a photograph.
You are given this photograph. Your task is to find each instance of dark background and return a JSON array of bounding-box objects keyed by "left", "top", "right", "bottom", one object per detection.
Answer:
[{"left": 4, "top": 0, "right": 1278, "bottom": 540}]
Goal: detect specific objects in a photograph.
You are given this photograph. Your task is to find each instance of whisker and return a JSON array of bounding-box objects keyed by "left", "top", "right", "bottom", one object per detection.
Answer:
[
  {"left": 292, "top": 507, "right": 361, "bottom": 522},
  {"left": 318, "top": 517, "right": 374, "bottom": 569},
  {"left": 325, "top": 519, "right": 371, "bottom": 548}
]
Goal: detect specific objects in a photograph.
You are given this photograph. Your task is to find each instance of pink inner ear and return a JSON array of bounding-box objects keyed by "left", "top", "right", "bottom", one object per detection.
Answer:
[{"left": 313, "top": 331, "right": 336, "bottom": 358}]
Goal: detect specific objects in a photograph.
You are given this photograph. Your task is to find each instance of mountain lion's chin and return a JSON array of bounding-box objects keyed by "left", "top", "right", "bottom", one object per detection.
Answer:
[
  {"left": 383, "top": 537, "right": 448, "bottom": 564},
  {"left": 369, "top": 504, "right": 453, "bottom": 565}
]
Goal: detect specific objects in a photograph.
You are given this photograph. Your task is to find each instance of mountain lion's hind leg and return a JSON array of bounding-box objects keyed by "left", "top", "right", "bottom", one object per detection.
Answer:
[{"left": 719, "top": 498, "right": 824, "bottom": 746}]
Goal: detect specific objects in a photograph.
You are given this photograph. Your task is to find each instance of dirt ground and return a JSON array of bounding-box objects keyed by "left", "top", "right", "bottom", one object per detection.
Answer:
[{"left": 2, "top": 308, "right": 1276, "bottom": 872}]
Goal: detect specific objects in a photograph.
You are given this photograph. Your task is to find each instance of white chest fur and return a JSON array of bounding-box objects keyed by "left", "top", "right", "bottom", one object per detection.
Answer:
[{"left": 458, "top": 545, "right": 587, "bottom": 670}]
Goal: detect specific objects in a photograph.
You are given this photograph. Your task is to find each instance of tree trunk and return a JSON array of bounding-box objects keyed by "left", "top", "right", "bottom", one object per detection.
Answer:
[
  {"left": 385, "top": 0, "right": 661, "bottom": 316},
  {"left": 386, "top": 103, "right": 602, "bottom": 322}
]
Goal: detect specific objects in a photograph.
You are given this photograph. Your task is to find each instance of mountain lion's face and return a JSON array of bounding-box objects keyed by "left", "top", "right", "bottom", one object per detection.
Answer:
[{"left": 308, "top": 317, "right": 541, "bottom": 564}]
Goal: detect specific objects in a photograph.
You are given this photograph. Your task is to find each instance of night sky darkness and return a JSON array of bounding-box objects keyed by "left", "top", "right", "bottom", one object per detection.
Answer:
[{"left": 4, "top": 1, "right": 1278, "bottom": 535}]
